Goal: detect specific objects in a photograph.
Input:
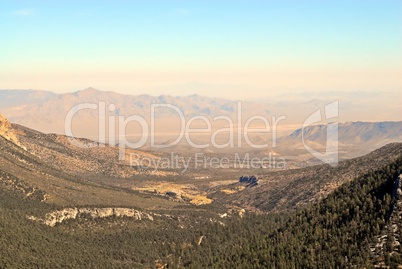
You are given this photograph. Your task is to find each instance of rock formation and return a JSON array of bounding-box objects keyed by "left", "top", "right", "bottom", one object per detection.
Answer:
[
  {"left": 31, "top": 207, "right": 154, "bottom": 227},
  {"left": 0, "top": 113, "right": 20, "bottom": 145},
  {"left": 239, "top": 175, "right": 259, "bottom": 187}
]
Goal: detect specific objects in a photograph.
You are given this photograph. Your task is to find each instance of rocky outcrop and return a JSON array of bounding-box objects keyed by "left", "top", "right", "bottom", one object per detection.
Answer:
[
  {"left": 239, "top": 175, "right": 259, "bottom": 187},
  {"left": 32, "top": 207, "right": 154, "bottom": 227},
  {"left": 0, "top": 113, "right": 20, "bottom": 145}
]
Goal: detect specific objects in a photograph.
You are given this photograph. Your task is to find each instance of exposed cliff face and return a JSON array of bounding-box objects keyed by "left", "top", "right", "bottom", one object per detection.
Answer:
[
  {"left": 0, "top": 113, "right": 19, "bottom": 145},
  {"left": 30, "top": 207, "right": 154, "bottom": 227}
]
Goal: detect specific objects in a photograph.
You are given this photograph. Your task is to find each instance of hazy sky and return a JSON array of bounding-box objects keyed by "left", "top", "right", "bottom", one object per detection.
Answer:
[{"left": 1, "top": 0, "right": 401, "bottom": 98}]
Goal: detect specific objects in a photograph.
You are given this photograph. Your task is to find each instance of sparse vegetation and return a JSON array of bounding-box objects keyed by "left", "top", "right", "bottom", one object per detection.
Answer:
[
  {"left": 1, "top": 148, "right": 402, "bottom": 268},
  {"left": 1, "top": 115, "right": 402, "bottom": 268}
]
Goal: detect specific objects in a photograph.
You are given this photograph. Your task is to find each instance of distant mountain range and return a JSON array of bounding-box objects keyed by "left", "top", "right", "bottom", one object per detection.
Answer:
[
  {"left": 1, "top": 88, "right": 401, "bottom": 160},
  {"left": 277, "top": 121, "right": 402, "bottom": 159},
  {"left": 289, "top": 121, "right": 402, "bottom": 144},
  {"left": 0, "top": 88, "right": 271, "bottom": 138}
]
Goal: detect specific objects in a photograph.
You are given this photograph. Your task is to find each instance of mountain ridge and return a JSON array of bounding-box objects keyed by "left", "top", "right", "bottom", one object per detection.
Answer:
[{"left": 1, "top": 88, "right": 402, "bottom": 161}]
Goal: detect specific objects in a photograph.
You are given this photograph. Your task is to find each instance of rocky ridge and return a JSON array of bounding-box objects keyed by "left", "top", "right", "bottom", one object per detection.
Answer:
[
  {"left": 29, "top": 207, "right": 154, "bottom": 227},
  {"left": 0, "top": 113, "right": 20, "bottom": 145}
]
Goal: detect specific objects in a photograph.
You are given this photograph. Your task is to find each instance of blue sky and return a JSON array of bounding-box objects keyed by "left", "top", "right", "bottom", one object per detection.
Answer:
[{"left": 1, "top": 0, "right": 401, "bottom": 97}]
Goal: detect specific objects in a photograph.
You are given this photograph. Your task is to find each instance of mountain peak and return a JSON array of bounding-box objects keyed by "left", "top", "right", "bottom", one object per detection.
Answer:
[
  {"left": 83, "top": 87, "right": 98, "bottom": 91},
  {"left": 71, "top": 87, "right": 100, "bottom": 97},
  {"left": 80, "top": 87, "right": 99, "bottom": 94}
]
